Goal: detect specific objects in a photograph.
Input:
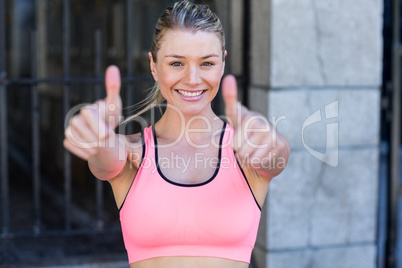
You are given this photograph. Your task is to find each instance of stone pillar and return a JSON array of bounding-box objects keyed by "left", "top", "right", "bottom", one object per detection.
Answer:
[{"left": 249, "top": 0, "right": 383, "bottom": 267}]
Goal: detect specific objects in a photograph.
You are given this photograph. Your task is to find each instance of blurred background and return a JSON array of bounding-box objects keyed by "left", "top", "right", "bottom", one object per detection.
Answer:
[{"left": 0, "top": 0, "right": 393, "bottom": 267}]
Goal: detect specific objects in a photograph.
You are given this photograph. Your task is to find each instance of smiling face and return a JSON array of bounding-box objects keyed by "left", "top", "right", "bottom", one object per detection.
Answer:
[{"left": 149, "top": 29, "right": 226, "bottom": 117}]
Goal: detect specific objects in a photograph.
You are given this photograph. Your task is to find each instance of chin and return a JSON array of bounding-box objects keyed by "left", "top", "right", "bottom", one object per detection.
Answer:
[{"left": 179, "top": 105, "right": 210, "bottom": 117}]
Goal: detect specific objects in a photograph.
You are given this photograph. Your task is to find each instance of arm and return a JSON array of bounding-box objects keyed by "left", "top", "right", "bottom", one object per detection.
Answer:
[
  {"left": 63, "top": 65, "right": 127, "bottom": 181},
  {"left": 222, "top": 75, "right": 290, "bottom": 181},
  {"left": 87, "top": 133, "right": 128, "bottom": 180}
]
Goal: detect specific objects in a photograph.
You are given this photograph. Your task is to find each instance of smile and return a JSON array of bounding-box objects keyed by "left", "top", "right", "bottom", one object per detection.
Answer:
[{"left": 177, "top": 90, "right": 205, "bottom": 97}]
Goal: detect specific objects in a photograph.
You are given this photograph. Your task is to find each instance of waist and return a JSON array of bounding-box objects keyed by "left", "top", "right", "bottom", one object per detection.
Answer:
[
  {"left": 129, "top": 256, "right": 250, "bottom": 268},
  {"left": 125, "top": 243, "right": 254, "bottom": 264}
]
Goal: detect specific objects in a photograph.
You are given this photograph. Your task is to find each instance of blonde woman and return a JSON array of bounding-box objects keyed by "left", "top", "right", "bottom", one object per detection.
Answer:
[{"left": 64, "top": 1, "right": 290, "bottom": 267}]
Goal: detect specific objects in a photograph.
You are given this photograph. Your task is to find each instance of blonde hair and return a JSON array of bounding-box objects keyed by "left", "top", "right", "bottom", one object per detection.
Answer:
[{"left": 124, "top": 0, "right": 225, "bottom": 123}]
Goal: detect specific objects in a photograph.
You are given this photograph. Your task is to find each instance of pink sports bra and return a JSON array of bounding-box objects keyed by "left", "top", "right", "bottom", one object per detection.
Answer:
[{"left": 119, "top": 122, "right": 261, "bottom": 264}]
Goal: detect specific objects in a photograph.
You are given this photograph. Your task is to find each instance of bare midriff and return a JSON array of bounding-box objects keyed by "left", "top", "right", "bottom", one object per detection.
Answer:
[{"left": 129, "top": 256, "right": 250, "bottom": 268}]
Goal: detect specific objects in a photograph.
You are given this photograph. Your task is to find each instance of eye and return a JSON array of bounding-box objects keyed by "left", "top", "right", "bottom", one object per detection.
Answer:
[
  {"left": 170, "top": 62, "right": 182, "bottom": 67},
  {"left": 202, "top": 62, "right": 214, "bottom": 67}
]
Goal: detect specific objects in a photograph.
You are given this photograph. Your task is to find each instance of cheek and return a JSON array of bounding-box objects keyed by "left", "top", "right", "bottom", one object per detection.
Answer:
[
  {"left": 207, "top": 72, "right": 223, "bottom": 99},
  {"left": 210, "top": 71, "right": 224, "bottom": 87},
  {"left": 157, "top": 70, "right": 181, "bottom": 94}
]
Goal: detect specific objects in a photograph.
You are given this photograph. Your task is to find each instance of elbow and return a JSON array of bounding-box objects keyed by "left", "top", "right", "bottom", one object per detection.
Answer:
[
  {"left": 270, "top": 136, "right": 291, "bottom": 177},
  {"left": 88, "top": 159, "right": 127, "bottom": 181}
]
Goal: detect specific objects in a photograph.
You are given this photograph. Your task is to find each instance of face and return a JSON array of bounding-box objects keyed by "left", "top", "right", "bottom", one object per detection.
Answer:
[{"left": 149, "top": 29, "right": 226, "bottom": 117}]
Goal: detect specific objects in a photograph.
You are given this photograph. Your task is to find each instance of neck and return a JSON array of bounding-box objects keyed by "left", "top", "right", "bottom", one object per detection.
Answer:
[{"left": 154, "top": 104, "right": 222, "bottom": 142}]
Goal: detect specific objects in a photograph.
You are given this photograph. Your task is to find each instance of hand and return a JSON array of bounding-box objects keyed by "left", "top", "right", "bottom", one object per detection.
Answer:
[
  {"left": 63, "top": 65, "right": 123, "bottom": 161},
  {"left": 222, "top": 75, "right": 289, "bottom": 178}
]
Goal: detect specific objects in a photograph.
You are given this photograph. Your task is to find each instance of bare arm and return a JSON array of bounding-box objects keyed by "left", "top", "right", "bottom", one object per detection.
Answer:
[
  {"left": 63, "top": 65, "right": 127, "bottom": 181},
  {"left": 222, "top": 75, "right": 290, "bottom": 181}
]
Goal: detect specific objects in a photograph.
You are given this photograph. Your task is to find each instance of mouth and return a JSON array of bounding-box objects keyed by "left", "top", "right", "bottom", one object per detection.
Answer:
[{"left": 176, "top": 89, "right": 206, "bottom": 98}]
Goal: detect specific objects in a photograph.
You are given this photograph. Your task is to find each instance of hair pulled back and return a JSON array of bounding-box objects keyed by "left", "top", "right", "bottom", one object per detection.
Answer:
[
  {"left": 125, "top": 0, "right": 225, "bottom": 123},
  {"left": 151, "top": 0, "right": 225, "bottom": 62}
]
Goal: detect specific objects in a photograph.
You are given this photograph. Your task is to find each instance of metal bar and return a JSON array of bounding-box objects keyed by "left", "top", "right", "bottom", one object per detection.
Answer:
[
  {"left": 3, "top": 226, "right": 122, "bottom": 239},
  {"left": 63, "top": 0, "right": 72, "bottom": 231},
  {"left": 126, "top": 0, "right": 133, "bottom": 78},
  {"left": 125, "top": 0, "right": 134, "bottom": 134},
  {"left": 242, "top": 0, "right": 250, "bottom": 107},
  {"left": 31, "top": 30, "right": 41, "bottom": 235},
  {"left": 0, "top": 0, "right": 9, "bottom": 235},
  {"left": 5, "top": 138, "right": 123, "bottom": 238},
  {"left": 388, "top": 0, "right": 401, "bottom": 267},
  {"left": 378, "top": 142, "right": 389, "bottom": 268},
  {"left": 94, "top": 29, "right": 104, "bottom": 232},
  {"left": 0, "top": 0, "right": 9, "bottom": 262},
  {"left": 94, "top": 29, "right": 103, "bottom": 101},
  {"left": 5, "top": 76, "right": 150, "bottom": 85}
]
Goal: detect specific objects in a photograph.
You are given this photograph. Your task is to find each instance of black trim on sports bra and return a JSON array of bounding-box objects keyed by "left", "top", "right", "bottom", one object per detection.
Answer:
[
  {"left": 234, "top": 153, "right": 262, "bottom": 211},
  {"left": 119, "top": 129, "right": 146, "bottom": 212},
  {"left": 153, "top": 121, "right": 226, "bottom": 187}
]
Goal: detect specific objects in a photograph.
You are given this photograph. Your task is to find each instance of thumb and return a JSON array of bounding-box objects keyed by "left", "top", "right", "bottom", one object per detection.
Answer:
[
  {"left": 105, "top": 65, "right": 121, "bottom": 103},
  {"left": 104, "top": 65, "right": 122, "bottom": 126},
  {"left": 222, "top": 74, "right": 239, "bottom": 129}
]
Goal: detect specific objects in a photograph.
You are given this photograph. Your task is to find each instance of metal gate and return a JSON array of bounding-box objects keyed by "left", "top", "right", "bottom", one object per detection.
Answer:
[
  {"left": 0, "top": 0, "right": 250, "bottom": 266},
  {"left": 382, "top": 0, "right": 402, "bottom": 267}
]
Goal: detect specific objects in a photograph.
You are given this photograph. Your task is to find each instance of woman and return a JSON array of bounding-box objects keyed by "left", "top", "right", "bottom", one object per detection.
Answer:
[{"left": 64, "top": 1, "right": 290, "bottom": 267}]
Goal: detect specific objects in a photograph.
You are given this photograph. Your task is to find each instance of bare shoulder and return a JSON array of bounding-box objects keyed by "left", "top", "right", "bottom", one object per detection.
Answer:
[
  {"left": 108, "top": 131, "right": 143, "bottom": 208},
  {"left": 108, "top": 131, "right": 143, "bottom": 184}
]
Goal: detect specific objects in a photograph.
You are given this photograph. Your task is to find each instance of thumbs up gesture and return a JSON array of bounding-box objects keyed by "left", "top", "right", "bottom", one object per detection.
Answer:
[
  {"left": 222, "top": 75, "right": 290, "bottom": 179},
  {"left": 63, "top": 66, "right": 126, "bottom": 173},
  {"left": 104, "top": 65, "right": 123, "bottom": 127}
]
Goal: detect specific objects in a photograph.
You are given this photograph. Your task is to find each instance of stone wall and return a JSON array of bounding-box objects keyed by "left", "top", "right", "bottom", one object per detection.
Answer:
[{"left": 247, "top": 0, "right": 383, "bottom": 267}]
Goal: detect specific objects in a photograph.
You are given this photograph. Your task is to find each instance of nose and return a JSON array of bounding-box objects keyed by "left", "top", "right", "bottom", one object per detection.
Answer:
[{"left": 185, "top": 65, "right": 202, "bottom": 86}]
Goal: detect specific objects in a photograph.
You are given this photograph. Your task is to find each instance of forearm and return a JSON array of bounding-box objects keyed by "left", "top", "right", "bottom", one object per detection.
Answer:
[
  {"left": 255, "top": 131, "right": 290, "bottom": 179},
  {"left": 88, "top": 134, "right": 127, "bottom": 181}
]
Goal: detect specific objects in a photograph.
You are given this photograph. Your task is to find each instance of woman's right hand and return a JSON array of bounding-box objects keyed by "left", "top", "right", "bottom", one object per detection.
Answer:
[{"left": 63, "top": 66, "right": 126, "bottom": 178}]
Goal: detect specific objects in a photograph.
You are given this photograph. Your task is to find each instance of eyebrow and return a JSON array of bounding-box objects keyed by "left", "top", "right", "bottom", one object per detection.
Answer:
[{"left": 165, "top": 54, "right": 220, "bottom": 59}]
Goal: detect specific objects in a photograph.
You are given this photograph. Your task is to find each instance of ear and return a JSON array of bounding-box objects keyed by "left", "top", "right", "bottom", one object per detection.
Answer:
[{"left": 149, "top": 52, "right": 158, "bottom": 82}]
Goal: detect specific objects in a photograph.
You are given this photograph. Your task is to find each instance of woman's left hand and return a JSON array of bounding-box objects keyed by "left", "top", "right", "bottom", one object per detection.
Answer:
[{"left": 221, "top": 75, "right": 290, "bottom": 179}]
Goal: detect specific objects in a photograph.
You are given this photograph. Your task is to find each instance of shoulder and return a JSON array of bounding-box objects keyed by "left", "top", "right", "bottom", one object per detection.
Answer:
[{"left": 108, "top": 131, "right": 144, "bottom": 199}]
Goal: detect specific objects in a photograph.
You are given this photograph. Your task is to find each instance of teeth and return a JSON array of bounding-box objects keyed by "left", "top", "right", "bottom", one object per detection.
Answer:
[{"left": 178, "top": 90, "right": 204, "bottom": 97}]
